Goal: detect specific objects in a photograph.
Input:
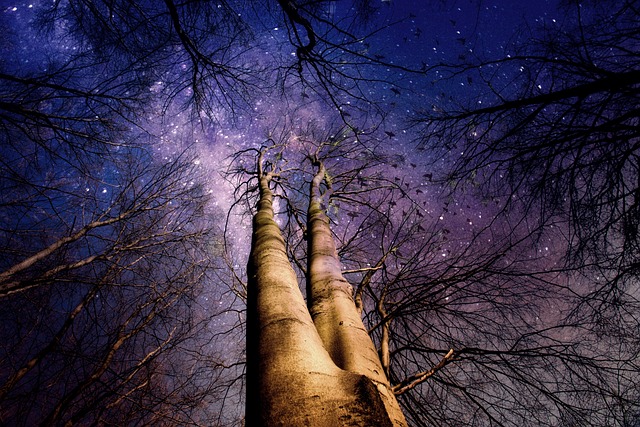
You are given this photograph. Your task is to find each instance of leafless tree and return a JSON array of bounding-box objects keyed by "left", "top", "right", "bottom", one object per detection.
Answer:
[
  {"left": 225, "top": 134, "right": 404, "bottom": 425},
  {"left": 0, "top": 139, "right": 232, "bottom": 425}
]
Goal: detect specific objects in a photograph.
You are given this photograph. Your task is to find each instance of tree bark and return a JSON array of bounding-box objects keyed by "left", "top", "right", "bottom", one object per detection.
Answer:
[{"left": 245, "top": 161, "right": 407, "bottom": 426}]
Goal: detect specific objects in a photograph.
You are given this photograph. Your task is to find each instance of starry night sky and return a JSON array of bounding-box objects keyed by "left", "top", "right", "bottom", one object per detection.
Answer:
[
  {"left": 0, "top": 0, "right": 563, "bottom": 231},
  {"left": 4, "top": 0, "right": 635, "bottom": 425}
]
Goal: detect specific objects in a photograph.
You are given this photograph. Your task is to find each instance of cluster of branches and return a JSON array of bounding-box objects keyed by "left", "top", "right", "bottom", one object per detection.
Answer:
[
  {"left": 0, "top": 4, "right": 238, "bottom": 425},
  {"left": 33, "top": 0, "right": 410, "bottom": 121},
  {"left": 273, "top": 0, "right": 415, "bottom": 118},
  {"left": 0, "top": 148, "right": 221, "bottom": 425},
  {"left": 408, "top": 0, "right": 640, "bottom": 424},
  {"left": 416, "top": 0, "right": 640, "bottom": 298},
  {"left": 29, "top": 0, "right": 263, "bottom": 118}
]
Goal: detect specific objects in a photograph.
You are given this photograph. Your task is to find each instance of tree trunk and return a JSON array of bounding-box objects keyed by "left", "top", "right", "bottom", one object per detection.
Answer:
[
  {"left": 306, "top": 160, "right": 406, "bottom": 426},
  {"left": 245, "top": 163, "right": 407, "bottom": 426}
]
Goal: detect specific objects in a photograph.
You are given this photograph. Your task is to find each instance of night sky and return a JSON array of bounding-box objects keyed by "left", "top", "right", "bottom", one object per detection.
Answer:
[
  {"left": 1, "top": 0, "right": 562, "bottom": 235},
  {"left": 3, "top": 0, "right": 633, "bottom": 425}
]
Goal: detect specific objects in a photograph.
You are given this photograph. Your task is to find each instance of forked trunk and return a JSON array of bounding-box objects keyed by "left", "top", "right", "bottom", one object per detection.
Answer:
[{"left": 245, "top": 162, "right": 406, "bottom": 426}]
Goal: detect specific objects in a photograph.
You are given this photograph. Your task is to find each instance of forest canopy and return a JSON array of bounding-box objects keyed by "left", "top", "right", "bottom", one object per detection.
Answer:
[{"left": 0, "top": 0, "right": 639, "bottom": 426}]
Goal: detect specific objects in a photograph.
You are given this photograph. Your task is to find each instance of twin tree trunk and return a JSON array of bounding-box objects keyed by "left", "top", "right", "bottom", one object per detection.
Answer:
[{"left": 246, "top": 160, "right": 406, "bottom": 426}]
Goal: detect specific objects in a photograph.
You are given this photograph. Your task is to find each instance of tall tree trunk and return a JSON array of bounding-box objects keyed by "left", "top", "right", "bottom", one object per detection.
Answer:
[
  {"left": 245, "top": 159, "right": 407, "bottom": 426},
  {"left": 306, "top": 160, "right": 407, "bottom": 426}
]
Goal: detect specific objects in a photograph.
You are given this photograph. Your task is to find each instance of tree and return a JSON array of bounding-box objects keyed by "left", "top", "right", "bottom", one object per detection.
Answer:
[
  {"left": 0, "top": 140, "right": 224, "bottom": 425},
  {"left": 242, "top": 144, "right": 406, "bottom": 426},
  {"left": 415, "top": 0, "right": 640, "bottom": 301}
]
